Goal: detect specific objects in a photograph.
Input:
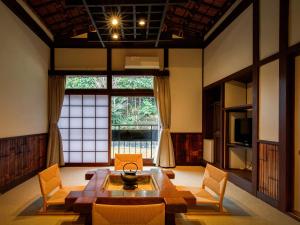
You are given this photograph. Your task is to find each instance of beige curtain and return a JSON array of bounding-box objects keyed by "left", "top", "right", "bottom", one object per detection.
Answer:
[
  {"left": 154, "top": 76, "right": 175, "bottom": 167},
  {"left": 47, "top": 76, "right": 66, "bottom": 167}
]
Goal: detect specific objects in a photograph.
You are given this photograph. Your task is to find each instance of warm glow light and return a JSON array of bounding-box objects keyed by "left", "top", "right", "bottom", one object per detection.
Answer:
[
  {"left": 112, "top": 33, "right": 119, "bottom": 40},
  {"left": 138, "top": 19, "right": 146, "bottom": 26},
  {"left": 111, "top": 17, "right": 119, "bottom": 26}
]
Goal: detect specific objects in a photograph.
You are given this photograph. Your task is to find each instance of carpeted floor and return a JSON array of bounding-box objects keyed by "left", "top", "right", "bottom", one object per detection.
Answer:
[{"left": 0, "top": 166, "right": 299, "bottom": 225}]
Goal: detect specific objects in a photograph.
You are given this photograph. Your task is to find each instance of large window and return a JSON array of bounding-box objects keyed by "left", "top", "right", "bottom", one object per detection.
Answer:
[
  {"left": 58, "top": 75, "right": 159, "bottom": 165},
  {"left": 59, "top": 95, "right": 109, "bottom": 163}
]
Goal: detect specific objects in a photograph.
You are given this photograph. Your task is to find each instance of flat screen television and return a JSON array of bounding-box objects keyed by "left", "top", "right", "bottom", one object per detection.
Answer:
[{"left": 234, "top": 118, "right": 252, "bottom": 147}]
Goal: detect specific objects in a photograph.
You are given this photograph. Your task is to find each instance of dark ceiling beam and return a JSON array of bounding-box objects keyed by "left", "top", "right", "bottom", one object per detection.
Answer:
[
  {"left": 146, "top": 6, "right": 151, "bottom": 39},
  {"left": 155, "top": 0, "right": 169, "bottom": 47},
  {"left": 82, "top": 0, "right": 105, "bottom": 47},
  {"left": 54, "top": 38, "right": 203, "bottom": 48},
  {"left": 88, "top": 32, "right": 157, "bottom": 41},
  {"left": 133, "top": 6, "right": 137, "bottom": 39},
  {"left": 117, "top": 6, "right": 125, "bottom": 39},
  {"left": 65, "top": 0, "right": 185, "bottom": 7},
  {"left": 1, "top": 0, "right": 52, "bottom": 47},
  {"left": 92, "top": 11, "right": 163, "bottom": 15},
  {"left": 93, "top": 33, "right": 157, "bottom": 36},
  {"left": 97, "top": 27, "right": 160, "bottom": 30},
  {"left": 95, "top": 20, "right": 161, "bottom": 23}
]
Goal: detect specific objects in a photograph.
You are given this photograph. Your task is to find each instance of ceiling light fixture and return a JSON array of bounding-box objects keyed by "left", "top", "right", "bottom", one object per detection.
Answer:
[
  {"left": 111, "top": 17, "right": 119, "bottom": 26},
  {"left": 112, "top": 33, "right": 119, "bottom": 40},
  {"left": 138, "top": 19, "right": 146, "bottom": 26}
]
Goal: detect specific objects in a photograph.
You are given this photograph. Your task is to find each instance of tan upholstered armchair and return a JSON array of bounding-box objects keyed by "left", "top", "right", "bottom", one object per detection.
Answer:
[
  {"left": 38, "top": 164, "right": 84, "bottom": 212},
  {"left": 92, "top": 203, "right": 165, "bottom": 225},
  {"left": 114, "top": 153, "right": 143, "bottom": 171}
]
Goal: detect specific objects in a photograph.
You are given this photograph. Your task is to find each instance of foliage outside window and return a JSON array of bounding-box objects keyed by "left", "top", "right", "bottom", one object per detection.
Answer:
[
  {"left": 66, "top": 76, "right": 107, "bottom": 89},
  {"left": 112, "top": 76, "right": 153, "bottom": 89},
  {"left": 111, "top": 96, "right": 158, "bottom": 126},
  {"left": 111, "top": 96, "right": 159, "bottom": 159}
]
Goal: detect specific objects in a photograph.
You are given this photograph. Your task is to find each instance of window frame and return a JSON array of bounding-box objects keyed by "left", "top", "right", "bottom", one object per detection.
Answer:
[{"left": 59, "top": 71, "right": 168, "bottom": 166}]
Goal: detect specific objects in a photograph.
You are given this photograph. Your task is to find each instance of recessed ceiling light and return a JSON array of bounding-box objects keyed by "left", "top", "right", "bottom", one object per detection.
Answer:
[
  {"left": 112, "top": 33, "right": 119, "bottom": 40},
  {"left": 138, "top": 19, "right": 146, "bottom": 26},
  {"left": 111, "top": 17, "right": 119, "bottom": 26}
]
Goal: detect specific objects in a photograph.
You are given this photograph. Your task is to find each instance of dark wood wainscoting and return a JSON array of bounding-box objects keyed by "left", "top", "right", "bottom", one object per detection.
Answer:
[
  {"left": 171, "top": 133, "right": 203, "bottom": 165},
  {"left": 0, "top": 133, "right": 48, "bottom": 193},
  {"left": 258, "top": 142, "right": 279, "bottom": 204}
]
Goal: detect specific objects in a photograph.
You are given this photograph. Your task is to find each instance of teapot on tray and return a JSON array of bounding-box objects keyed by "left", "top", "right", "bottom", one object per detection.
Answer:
[{"left": 121, "top": 162, "right": 138, "bottom": 190}]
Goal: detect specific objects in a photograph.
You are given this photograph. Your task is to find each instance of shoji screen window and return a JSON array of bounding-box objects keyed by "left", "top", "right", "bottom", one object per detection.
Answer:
[{"left": 59, "top": 95, "right": 109, "bottom": 163}]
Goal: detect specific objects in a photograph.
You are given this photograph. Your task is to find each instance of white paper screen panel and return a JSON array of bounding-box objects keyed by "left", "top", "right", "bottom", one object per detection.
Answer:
[
  {"left": 83, "top": 129, "right": 95, "bottom": 139},
  {"left": 70, "top": 129, "right": 82, "bottom": 139},
  {"left": 58, "top": 95, "right": 109, "bottom": 163},
  {"left": 259, "top": 60, "right": 279, "bottom": 141}
]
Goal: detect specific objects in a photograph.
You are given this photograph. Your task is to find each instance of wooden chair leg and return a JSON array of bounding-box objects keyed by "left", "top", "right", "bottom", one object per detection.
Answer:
[
  {"left": 42, "top": 201, "right": 47, "bottom": 212},
  {"left": 219, "top": 203, "right": 223, "bottom": 212}
]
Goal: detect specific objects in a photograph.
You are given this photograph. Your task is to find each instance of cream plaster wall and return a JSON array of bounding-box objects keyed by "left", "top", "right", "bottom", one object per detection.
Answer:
[
  {"left": 204, "top": 5, "right": 253, "bottom": 87},
  {"left": 225, "top": 81, "right": 247, "bottom": 108},
  {"left": 289, "top": 0, "right": 300, "bottom": 46},
  {"left": 0, "top": 2, "right": 49, "bottom": 138},
  {"left": 112, "top": 49, "right": 164, "bottom": 70},
  {"left": 259, "top": 60, "right": 279, "bottom": 142},
  {"left": 169, "top": 49, "right": 202, "bottom": 132},
  {"left": 55, "top": 48, "right": 107, "bottom": 70},
  {"left": 259, "top": 0, "right": 279, "bottom": 59},
  {"left": 294, "top": 56, "right": 300, "bottom": 212}
]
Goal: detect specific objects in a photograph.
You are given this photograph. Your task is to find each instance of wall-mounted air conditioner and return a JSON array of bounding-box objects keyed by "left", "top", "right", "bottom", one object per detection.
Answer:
[
  {"left": 125, "top": 56, "right": 160, "bottom": 69},
  {"left": 203, "top": 139, "right": 214, "bottom": 163}
]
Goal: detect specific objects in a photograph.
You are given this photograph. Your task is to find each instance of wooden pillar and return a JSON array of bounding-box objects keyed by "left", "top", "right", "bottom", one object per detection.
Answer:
[
  {"left": 278, "top": 0, "right": 294, "bottom": 212},
  {"left": 252, "top": 0, "right": 259, "bottom": 196}
]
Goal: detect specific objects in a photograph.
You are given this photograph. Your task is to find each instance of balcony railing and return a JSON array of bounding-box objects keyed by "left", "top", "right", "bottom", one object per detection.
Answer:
[{"left": 111, "top": 124, "right": 159, "bottom": 159}]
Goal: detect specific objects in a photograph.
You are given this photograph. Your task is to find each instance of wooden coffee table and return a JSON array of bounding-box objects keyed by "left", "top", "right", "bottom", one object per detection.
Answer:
[{"left": 65, "top": 168, "right": 196, "bottom": 225}]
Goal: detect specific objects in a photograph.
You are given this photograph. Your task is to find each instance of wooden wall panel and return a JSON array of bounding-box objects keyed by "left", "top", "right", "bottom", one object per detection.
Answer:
[
  {"left": 0, "top": 133, "right": 47, "bottom": 193},
  {"left": 259, "top": 143, "right": 279, "bottom": 200},
  {"left": 171, "top": 133, "right": 203, "bottom": 165}
]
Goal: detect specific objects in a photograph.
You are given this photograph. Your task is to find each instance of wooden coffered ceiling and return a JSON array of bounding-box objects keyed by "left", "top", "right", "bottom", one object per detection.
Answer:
[{"left": 22, "top": 0, "right": 237, "bottom": 47}]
